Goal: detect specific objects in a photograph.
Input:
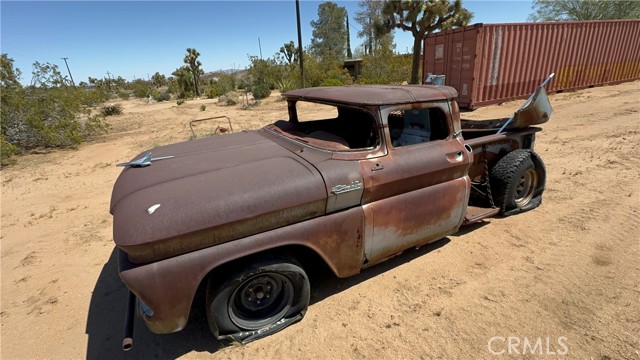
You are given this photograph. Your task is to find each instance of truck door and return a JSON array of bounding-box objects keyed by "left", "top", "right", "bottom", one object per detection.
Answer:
[{"left": 360, "top": 101, "right": 472, "bottom": 264}]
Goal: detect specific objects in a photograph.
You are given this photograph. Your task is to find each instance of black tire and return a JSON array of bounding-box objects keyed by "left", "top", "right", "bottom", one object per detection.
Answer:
[
  {"left": 490, "top": 149, "right": 546, "bottom": 216},
  {"left": 206, "top": 258, "right": 310, "bottom": 343}
]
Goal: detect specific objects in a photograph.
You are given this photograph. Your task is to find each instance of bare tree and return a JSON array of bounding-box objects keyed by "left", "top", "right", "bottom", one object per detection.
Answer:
[{"left": 355, "top": 0, "right": 395, "bottom": 55}]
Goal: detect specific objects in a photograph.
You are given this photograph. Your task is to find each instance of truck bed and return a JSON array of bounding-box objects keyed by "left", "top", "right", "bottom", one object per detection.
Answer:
[{"left": 460, "top": 83, "right": 552, "bottom": 136}]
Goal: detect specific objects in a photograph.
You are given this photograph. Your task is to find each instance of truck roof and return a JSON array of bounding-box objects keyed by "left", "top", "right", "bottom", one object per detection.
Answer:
[{"left": 284, "top": 85, "right": 458, "bottom": 106}]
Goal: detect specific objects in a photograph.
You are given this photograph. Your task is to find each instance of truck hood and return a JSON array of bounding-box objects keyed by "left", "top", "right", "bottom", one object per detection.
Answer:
[{"left": 110, "top": 131, "right": 327, "bottom": 263}]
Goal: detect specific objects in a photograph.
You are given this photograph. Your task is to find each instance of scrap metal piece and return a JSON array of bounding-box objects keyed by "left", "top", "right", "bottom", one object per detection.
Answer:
[
  {"left": 122, "top": 290, "right": 136, "bottom": 351},
  {"left": 497, "top": 73, "right": 554, "bottom": 134},
  {"left": 189, "top": 116, "right": 233, "bottom": 139}
]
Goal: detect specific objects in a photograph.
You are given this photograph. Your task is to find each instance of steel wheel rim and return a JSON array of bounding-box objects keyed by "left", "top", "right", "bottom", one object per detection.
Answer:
[
  {"left": 515, "top": 168, "right": 538, "bottom": 207},
  {"left": 229, "top": 272, "right": 294, "bottom": 330}
]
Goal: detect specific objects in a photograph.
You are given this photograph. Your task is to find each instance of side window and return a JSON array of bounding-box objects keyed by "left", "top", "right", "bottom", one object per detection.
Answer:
[{"left": 388, "top": 106, "right": 449, "bottom": 148}]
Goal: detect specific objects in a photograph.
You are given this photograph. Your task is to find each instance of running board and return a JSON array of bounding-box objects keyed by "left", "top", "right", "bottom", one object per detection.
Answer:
[{"left": 464, "top": 206, "right": 500, "bottom": 224}]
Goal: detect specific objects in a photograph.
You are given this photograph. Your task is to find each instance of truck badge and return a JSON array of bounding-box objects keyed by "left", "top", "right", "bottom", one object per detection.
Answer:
[{"left": 331, "top": 181, "right": 362, "bottom": 195}]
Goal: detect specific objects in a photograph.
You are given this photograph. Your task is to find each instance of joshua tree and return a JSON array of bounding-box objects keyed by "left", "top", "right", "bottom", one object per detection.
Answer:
[
  {"left": 184, "top": 48, "right": 203, "bottom": 96},
  {"left": 381, "top": 0, "right": 472, "bottom": 84}
]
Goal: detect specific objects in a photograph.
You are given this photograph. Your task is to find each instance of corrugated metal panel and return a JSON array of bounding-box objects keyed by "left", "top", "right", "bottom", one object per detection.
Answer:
[{"left": 424, "top": 20, "right": 640, "bottom": 109}]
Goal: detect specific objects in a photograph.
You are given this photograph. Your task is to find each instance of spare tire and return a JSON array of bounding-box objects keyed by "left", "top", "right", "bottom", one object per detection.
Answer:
[{"left": 490, "top": 149, "right": 546, "bottom": 216}]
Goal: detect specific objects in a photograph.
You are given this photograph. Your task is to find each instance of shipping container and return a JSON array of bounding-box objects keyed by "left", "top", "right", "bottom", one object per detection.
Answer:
[{"left": 423, "top": 20, "right": 640, "bottom": 109}]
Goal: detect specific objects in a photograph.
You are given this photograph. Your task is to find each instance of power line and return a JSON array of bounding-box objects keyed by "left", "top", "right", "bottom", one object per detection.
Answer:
[{"left": 61, "top": 57, "right": 76, "bottom": 89}]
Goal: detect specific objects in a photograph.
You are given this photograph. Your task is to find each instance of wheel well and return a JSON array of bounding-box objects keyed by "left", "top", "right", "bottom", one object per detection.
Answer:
[
  {"left": 528, "top": 150, "right": 547, "bottom": 196},
  {"left": 192, "top": 245, "right": 333, "bottom": 316}
]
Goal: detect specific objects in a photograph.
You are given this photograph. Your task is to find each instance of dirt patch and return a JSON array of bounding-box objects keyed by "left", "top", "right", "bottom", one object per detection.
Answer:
[{"left": 1, "top": 84, "right": 639, "bottom": 359}]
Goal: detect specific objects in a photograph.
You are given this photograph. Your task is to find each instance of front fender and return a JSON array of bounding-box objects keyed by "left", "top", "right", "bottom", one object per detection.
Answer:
[{"left": 118, "top": 206, "right": 365, "bottom": 334}]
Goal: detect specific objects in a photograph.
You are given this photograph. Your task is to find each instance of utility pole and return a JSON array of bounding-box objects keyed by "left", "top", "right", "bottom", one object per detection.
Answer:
[
  {"left": 106, "top": 71, "right": 112, "bottom": 91},
  {"left": 258, "top": 37, "right": 263, "bottom": 59},
  {"left": 295, "top": 0, "right": 305, "bottom": 88},
  {"left": 346, "top": 12, "right": 353, "bottom": 59},
  {"left": 61, "top": 57, "right": 76, "bottom": 89}
]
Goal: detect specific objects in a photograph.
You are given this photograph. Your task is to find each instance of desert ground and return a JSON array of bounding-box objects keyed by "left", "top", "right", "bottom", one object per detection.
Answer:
[{"left": 1, "top": 81, "right": 639, "bottom": 359}]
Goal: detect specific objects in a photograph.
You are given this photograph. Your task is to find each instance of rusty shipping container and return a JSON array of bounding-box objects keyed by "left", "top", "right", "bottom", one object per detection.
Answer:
[{"left": 423, "top": 20, "right": 640, "bottom": 109}]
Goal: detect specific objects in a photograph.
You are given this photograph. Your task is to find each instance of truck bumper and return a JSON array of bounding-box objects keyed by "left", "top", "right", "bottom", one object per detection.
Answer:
[{"left": 118, "top": 248, "right": 191, "bottom": 335}]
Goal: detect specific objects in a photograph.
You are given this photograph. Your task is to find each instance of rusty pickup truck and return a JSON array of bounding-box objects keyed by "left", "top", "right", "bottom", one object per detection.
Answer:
[{"left": 111, "top": 81, "right": 552, "bottom": 349}]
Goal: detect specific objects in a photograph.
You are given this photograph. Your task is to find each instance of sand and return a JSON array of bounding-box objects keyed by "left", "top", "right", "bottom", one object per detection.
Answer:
[{"left": 1, "top": 82, "right": 639, "bottom": 359}]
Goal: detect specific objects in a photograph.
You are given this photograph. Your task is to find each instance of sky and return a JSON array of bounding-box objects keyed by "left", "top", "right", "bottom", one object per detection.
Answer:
[{"left": 1, "top": 1, "right": 534, "bottom": 84}]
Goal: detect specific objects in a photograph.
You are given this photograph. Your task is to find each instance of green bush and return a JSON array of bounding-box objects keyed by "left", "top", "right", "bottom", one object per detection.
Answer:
[
  {"left": 320, "top": 77, "right": 348, "bottom": 87},
  {"left": 100, "top": 104, "right": 123, "bottom": 116},
  {"left": 206, "top": 83, "right": 224, "bottom": 99},
  {"left": 358, "top": 53, "right": 412, "bottom": 85},
  {"left": 1, "top": 55, "right": 111, "bottom": 166},
  {"left": 1, "top": 134, "right": 19, "bottom": 166},
  {"left": 218, "top": 93, "right": 238, "bottom": 106},
  {"left": 251, "top": 84, "right": 271, "bottom": 100},
  {"left": 199, "top": 104, "right": 206, "bottom": 111},
  {"left": 237, "top": 77, "right": 249, "bottom": 90},
  {"left": 176, "top": 99, "right": 185, "bottom": 105},
  {"left": 82, "top": 115, "right": 110, "bottom": 140},
  {"left": 156, "top": 91, "right": 171, "bottom": 102},
  {"left": 206, "top": 74, "right": 235, "bottom": 99},
  {"left": 118, "top": 91, "right": 129, "bottom": 100},
  {"left": 277, "top": 78, "right": 297, "bottom": 94},
  {"left": 80, "top": 88, "right": 111, "bottom": 107},
  {"left": 176, "top": 90, "right": 193, "bottom": 100},
  {"left": 131, "top": 79, "right": 154, "bottom": 98}
]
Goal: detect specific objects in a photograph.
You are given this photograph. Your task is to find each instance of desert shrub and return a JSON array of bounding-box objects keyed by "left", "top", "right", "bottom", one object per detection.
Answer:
[
  {"left": 320, "top": 77, "right": 348, "bottom": 87},
  {"left": 206, "top": 83, "right": 224, "bottom": 99},
  {"left": 1, "top": 134, "right": 19, "bottom": 166},
  {"left": 358, "top": 53, "right": 412, "bottom": 85},
  {"left": 156, "top": 91, "right": 171, "bottom": 102},
  {"left": 1, "top": 55, "right": 111, "bottom": 166},
  {"left": 247, "top": 56, "right": 282, "bottom": 90},
  {"left": 131, "top": 79, "right": 155, "bottom": 98},
  {"left": 217, "top": 74, "right": 235, "bottom": 92},
  {"left": 199, "top": 104, "right": 206, "bottom": 111},
  {"left": 277, "top": 78, "right": 297, "bottom": 94},
  {"left": 218, "top": 92, "right": 238, "bottom": 106},
  {"left": 206, "top": 74, "right": 235, "bottom": 99},
  {"left": 100, "top": 104, "right": 123, "bottom": 116},
  {"left": 80, "top": 88, "right": 111, "bottom": 107},
  {"left": 236, "top": 77, "right": 249, "bottom": 90},
  {"left": 118, "top": 91, "right": 129, "bottom": 100},
  {"left": 251, "top": 84, "right": 271, "bottom": 100},
  {"left": 82, "top": 115, "right": 110, "bottom": 140},
  {"left": 176, "top": 99, "right": 185, "bottom": 105},
  {"left": 293, "top": 54, "right": 351, "bottom": 88},
  {"left": 176, "top": 89, "right": 194, "bottom": 99},
  {"left": 172, "top": 66, "right": 195, "bottom": 99}
]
